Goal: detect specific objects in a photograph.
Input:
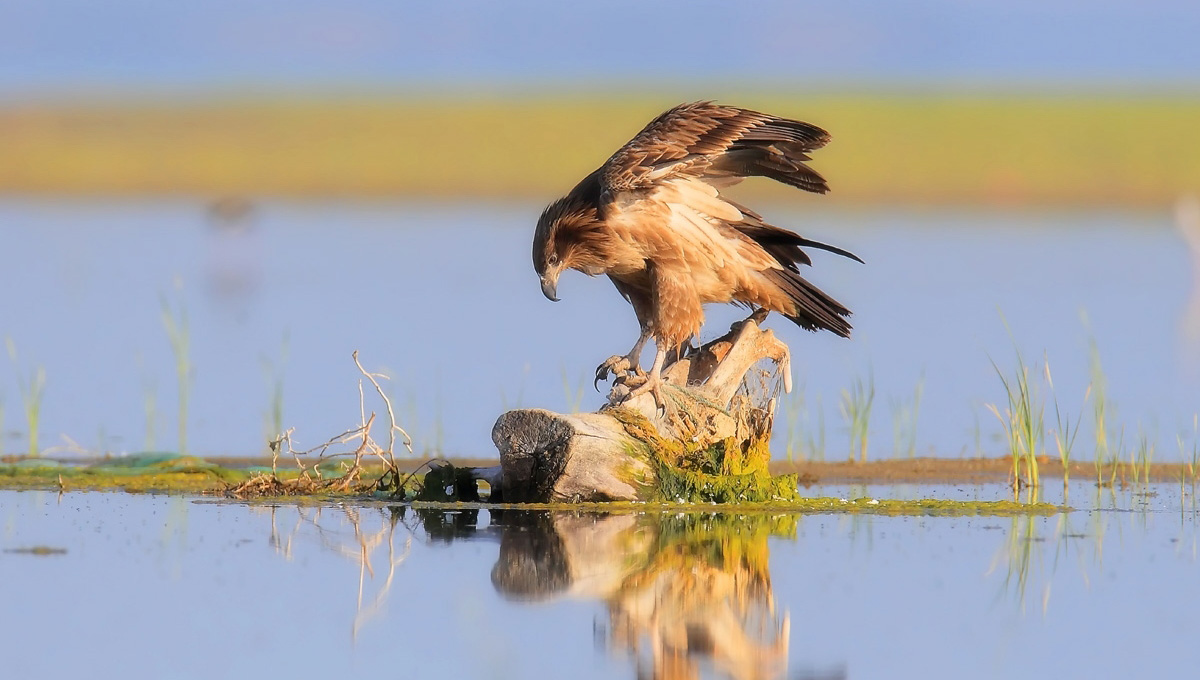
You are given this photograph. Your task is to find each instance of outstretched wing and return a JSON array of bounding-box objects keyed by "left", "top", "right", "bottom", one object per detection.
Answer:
[
  {"left": 598, "top": 102, "right": 857, "bottom": 271},
  {"left": 584, "top": 103, "right": 857, "bottom": 343},
  {"left": 599, "top": 101, "right": 831, "bottom": 209}
]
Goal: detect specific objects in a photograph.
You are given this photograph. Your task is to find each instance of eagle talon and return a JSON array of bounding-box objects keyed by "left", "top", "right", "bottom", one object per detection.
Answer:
[
  {"left": 603, "top": 372, "right": 665, "bottom": 412},
  {"left": 616, "top": 373, "right": 648, "bottom": 390},
  {"left": 625, "top": 375, "right": 667, "bottom": 413},
  {"left": 594, "top": 354, "right": 638, "bottom": 390}
]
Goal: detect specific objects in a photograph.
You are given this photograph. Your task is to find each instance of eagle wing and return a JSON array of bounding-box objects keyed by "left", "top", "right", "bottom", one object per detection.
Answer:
[
  {"left": 599, "top": 101, "right": 831, "bottom": 205},
  {"left": 597, "top": 102, "right": 855, "bottom": 271},
  {"left": 592, "top": 102, "right": 857, "bottom": 342}
]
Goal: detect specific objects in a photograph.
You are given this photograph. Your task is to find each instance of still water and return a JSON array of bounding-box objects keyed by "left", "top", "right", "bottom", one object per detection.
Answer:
[
  {"left": 1, "top": 198, "right": 1197, "bottom": 459},
  {"left": 2, "top": 488, "right": 1197, "bottom": 679}
]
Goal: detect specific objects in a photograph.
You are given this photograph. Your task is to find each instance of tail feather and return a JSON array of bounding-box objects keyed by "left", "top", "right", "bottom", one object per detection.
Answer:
[
  {"left": 728, "top": 202, "right": 864, "bottom": 268},
  {"left": 761, "top": 268, "right": 853, "bottom": 338},
  {"left": 794, "top": 236, "right": 864, "bottom": 263}
]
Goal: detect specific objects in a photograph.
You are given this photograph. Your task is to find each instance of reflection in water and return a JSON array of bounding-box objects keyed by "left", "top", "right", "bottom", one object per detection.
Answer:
[
  {"left": 248, "top": 504, "right": 817, "bottom": 678},
  {"left": 262, "top": 504, "right": 413, "bottom": 640},
  {"left": 240, "top": 493, "right": 1196, "bottom": 678},
  {"left": 988, "top": 513, "right": 1049, "bottom": 614},
  {"left": 482, "top": 511, "right": 804, "bottom": 680},
  {"left": 9, "top": 491, "right": 1200, "bottom": 678},
  {"left": 989, "top": 484, "right": 1200, "bottom": 616}
]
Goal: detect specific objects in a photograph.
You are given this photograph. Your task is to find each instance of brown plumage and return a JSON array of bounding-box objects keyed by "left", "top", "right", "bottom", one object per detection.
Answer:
[{"left": 532, "top": 101, "right": 861, "bottom": 400}]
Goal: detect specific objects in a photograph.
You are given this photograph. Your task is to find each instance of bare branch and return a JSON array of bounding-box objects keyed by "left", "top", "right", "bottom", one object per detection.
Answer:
[{"left": 352, "top": 350, "right": 415, "bottom": 467}]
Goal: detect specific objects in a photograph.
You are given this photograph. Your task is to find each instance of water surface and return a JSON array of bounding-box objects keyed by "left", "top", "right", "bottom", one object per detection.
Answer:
[
  {"left": 1, "top": 488, "right": 1197, "bottom": 679},
  {"left": 1, "top": 199, "right": 1196, "bottom": 459}
]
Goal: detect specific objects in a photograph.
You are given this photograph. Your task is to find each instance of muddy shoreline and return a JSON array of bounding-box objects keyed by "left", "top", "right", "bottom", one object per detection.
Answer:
[{"left": 774, "top": 456, "right": 1198, "bottom": 485}]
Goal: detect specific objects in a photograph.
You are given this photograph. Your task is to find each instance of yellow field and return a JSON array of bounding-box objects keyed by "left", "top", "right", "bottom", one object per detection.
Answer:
[{"left": 1, "top": 94, "right": 1198, "bottom": 206}]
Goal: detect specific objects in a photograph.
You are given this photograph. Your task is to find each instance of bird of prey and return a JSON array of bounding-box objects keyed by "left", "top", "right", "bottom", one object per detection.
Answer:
[{"left": 532, "top": 101, "right": 860, "bottom": 405}]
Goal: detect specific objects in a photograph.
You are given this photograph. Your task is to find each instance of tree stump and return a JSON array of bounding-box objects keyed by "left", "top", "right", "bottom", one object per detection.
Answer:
[{"left": 486, "top": 310, "right": 801, "bottom": 503}]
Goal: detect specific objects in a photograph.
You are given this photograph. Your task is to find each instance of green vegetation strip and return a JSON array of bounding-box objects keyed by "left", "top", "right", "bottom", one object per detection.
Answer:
[
  {"left": 412, "top": 498, "right": 1067, "bottom": 516},
  {"left": 0, "top": 457, "right": 251, "bottom": 494},
  {"left": 2, "top": 94, "right": 1197, "bottom": 205},
  {"left": 0, "top": 455, "right": 410, "bottom": 496},
  {"left": 1, "top": 459, "right": 1065, "bottom": 514}
]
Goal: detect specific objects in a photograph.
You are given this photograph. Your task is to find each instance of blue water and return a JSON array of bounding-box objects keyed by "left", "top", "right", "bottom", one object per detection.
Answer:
[
  {"left": 1, "top": 487, "right": 1197, "bottom": 679},
  {"left": 1, "top": 199, "right": 1197, "bottom": 460}
]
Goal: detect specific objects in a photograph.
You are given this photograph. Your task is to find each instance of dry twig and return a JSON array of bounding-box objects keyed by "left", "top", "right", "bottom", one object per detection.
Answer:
[{"left": 225, "top": 350, "right": 421, "bottom": 499}]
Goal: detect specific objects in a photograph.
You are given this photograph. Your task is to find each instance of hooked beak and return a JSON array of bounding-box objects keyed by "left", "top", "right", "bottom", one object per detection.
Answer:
[{"left": 540, "top": 274, "right": 560, "bottom": 302}]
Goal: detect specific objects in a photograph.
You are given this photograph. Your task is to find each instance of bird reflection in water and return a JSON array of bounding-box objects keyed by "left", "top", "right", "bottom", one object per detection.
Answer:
[
  {"left": 454, "top": 509, "right": 841, "bottom": 680},
  {"left": 258, "top": 504, "right": 843, "bottom": 679}
]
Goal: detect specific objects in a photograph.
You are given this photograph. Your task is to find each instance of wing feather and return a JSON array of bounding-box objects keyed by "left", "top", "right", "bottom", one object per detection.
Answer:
[
  {"left": 661, "top": 177, "right": 743, "bottom": 223},
  {"left": 651, "top": 178, "right": 781, "bottom": 272},
  {"left": 599, "top": 101, "right": 830, "bottom": 203}
]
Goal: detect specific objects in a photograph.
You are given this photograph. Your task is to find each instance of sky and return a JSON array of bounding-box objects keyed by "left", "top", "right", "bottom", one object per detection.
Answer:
[{"left": 1, "top": 0, "right": 1199, "bottom": 101}]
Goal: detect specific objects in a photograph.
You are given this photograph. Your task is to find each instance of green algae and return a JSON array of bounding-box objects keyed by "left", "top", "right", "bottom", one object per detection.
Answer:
[
  {"left": 0, "top": 456, "right": 252, "bottom": 494},
  {"left": 607, "top": 406, "right": 801, "bottom": 503},
  {"left": 0, "top": 453, "right": 1068, "bottom": 514},
  {"left": 0, "top": 453, "right": 430, "bottom": 497},
  {"left": 412, "top": 497, "right": 1067, "bottom": 517},
  {"left": 653, "top": 466, "right": 799, "bottom": 504}
]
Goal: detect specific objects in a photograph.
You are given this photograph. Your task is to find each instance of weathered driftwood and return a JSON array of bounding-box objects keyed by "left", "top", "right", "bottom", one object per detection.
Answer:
[{"left": 487, "top": 310, "right": 797, "bottom": 503}]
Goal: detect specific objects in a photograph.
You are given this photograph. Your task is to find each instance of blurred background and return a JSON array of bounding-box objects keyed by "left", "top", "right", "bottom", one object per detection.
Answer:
[{"left": 1, "top": 0, "right": 1198, "bottom": 461}]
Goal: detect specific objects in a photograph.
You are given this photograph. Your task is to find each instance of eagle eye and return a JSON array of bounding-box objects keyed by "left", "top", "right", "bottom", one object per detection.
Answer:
[{"left": 547, "top": 252, "right": 559, "bottom": 266}]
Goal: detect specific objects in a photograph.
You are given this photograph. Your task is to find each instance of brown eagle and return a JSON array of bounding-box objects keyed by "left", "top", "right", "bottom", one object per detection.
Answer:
[{"left": 532, "top": 101, "right": 860, "bottom": 403}]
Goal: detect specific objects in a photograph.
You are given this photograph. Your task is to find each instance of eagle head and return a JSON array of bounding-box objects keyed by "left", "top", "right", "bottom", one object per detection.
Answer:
[{"left": 532, "top": 191, "right": 601, "bottom": 303}]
